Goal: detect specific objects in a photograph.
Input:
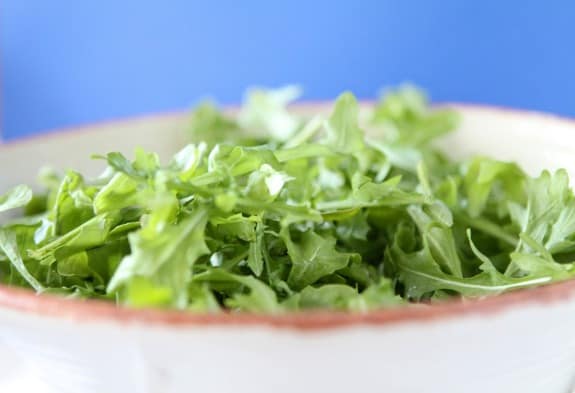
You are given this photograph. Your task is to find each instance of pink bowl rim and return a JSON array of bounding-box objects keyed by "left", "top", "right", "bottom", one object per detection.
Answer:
[{"left": 1, "top": 102, "right": 575, "bottom": 331}]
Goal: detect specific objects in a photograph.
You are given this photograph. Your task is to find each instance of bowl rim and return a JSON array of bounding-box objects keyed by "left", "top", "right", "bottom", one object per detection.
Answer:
[{"left": 2, "top": 102, "right": 575, "bottom": 331}]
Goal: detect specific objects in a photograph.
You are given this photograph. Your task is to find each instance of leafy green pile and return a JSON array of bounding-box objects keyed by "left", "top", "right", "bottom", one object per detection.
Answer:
[{"left": 2, "top": 86, "right": 575, "bottom": 313}]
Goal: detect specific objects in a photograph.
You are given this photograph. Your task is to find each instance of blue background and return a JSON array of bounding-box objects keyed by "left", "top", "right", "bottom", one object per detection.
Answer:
[{"left": 2, "top": 1, "right": 574, "bottom": 139}]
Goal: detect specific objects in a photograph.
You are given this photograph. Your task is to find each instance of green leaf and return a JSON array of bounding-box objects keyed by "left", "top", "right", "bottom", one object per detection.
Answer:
[
  {"left": 51, "top": 172, "right": 96, "bottom": 235},
  {"left": 0, "top": 228, "right": 44, "bottom": 291},
  {"left": 407, "top": 204, "right": 463, "bottom": 278},
  {"left": 290, "top": 284, "right": 359, "bottom": 310},
  {"left": 316, "top": 174, "right": 427, "bottom": 212},
  {"left": 0, "top": 185, "right": 32, "bottom": 213},
  {"left": 188, "top": 283, "right": 221, "bottom": 313},
  {"left": 325, "top": 92, "right": 365, "bottom": 154},
  {"left": 28, "top": 212, "right": 123, "bottom": 266},
  {"left": 133, "top": 148, "right": 160, "bottom": 175},
  {"left": 169, "top": 144, "right": 208, "bottom": 181},
  {"left": 372, "top": 85, "right": 459, "bottom": 147},
  {"left": 105, "top": 152, "right": 145, "bottom": 179},
  {"left": 281, "top": 228, "right": 351, "bottom": 290},
  {"left": 193, "top": 269, "right": 280, "bottom": 313},
  {"left": 287, "top": 278, "right": 403, "bottom": 311},
  {"left": 108, "top": 206, "right": 210, "bottom": 308},
  {"left": 508, "top": 169, "right": 575, "bottom": 257},
  {"left": 247, "top": 222, "right": 264, "bottom": 276},
  {"left": 244, "top": 164, "right": 293, "bottom": 202},
  {"left": 463, "top": 157, "right": 525, "bottom": 217},
  {"left": 188, "top": 102, "right": 239, "bottom": 148},
  {"left": 210, "top": 213, "right": 257, "bottom": 242},
  {"left": 389, "top": 244, "right": 553, "bottom": 300},
  {"left": 93, "top": 173, "right": 143, "bottom": 214},
  {"left": 389, "top": 228, "right": 574, "bottom": 300},
  {"left": 353, "top": 278, "right": 405, "bottom": 310},
  {"left": 238, "top": 85, "right": 302, "bottom": 141}
]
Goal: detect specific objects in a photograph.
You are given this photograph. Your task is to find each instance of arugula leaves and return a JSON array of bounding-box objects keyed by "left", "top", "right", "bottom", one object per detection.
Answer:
[
  {"left": 1, "top": 85, "right": 575, "bottom": 312},
  {"left": 0, "top": 185, "right": 32, "bottom": 213}
]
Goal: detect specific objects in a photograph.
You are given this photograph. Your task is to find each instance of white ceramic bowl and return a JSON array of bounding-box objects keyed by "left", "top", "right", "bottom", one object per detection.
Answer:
[{"left": 1, "top": 105, "right": 575, "bottom": 393}]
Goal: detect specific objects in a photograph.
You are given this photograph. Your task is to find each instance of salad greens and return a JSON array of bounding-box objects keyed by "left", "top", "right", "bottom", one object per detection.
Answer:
[{"left": 2, "top": 85, "right": 575, "bottom": 313}]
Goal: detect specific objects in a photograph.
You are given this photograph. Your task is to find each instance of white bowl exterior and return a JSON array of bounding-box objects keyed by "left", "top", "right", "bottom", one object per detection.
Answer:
[
  {"left": 1, "top": 106, "right": 575, "bottom": 392},
  {"left": 1, "top": 300, "right": 575, "bottom": 393}
]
